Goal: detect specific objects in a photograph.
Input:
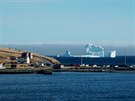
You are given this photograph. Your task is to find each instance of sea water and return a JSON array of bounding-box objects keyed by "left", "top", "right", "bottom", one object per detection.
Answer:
[{"left": 0, "top": 72, "right": 135, "bottom": 101}]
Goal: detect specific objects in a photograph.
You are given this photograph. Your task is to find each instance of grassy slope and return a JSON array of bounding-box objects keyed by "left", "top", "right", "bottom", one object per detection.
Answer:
[{"left": 0, "top": 48, "right": 60, "bottom": 64}]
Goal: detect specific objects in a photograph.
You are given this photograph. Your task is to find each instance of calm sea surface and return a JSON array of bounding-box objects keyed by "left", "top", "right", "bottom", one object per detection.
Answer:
[
  {"left": 53, "top": 56, "right": 135, "bottom": 65},
  {"left": 0, "top": 72, "right": 135, "bottom": 101}
]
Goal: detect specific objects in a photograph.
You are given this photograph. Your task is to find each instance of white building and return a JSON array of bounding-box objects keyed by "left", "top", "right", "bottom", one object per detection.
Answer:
[{"left": 0, "top": 63, "right": 6, "bottom": 69}]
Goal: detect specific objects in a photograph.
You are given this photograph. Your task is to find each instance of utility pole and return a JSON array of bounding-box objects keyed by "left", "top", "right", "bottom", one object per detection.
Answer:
[
  {"left": 81, "top": 57, "right": 83, "bottom": 65},
  {"left": 124, "top": 49, "right": 126, "bottom": 66}
]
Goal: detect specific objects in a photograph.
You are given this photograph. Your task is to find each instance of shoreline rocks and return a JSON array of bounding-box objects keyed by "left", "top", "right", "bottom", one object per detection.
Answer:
[{"left": 0, "top": 68, "right": 52, "bottom": 74}]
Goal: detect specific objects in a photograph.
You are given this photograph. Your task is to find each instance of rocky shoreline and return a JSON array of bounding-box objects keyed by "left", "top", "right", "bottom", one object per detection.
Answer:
[
  {"left": 1, "top": 66, "right": 135, "bottom": 74},
  {"left": 0, "top": 68, "right": 52, "bottom": 74},
  {"left": 53, "top": 66, "right": 135, "bottom": 72}
]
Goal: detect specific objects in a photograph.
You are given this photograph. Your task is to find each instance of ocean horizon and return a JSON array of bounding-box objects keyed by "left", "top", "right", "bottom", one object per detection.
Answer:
[{"left": 0, "top": 44, "right": 135, "bottom": 56}]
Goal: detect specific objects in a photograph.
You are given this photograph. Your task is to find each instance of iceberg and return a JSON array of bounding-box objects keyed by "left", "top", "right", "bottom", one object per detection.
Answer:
[
  {"left": 57, "top": 43, "right": 116, "bottom": 58},
  {"left": 85, "top": 43, "right": 104, "bottom": 57},
  {"left": 104, "top": 50, "right": 116, "bottom": 58},
  {"left": 57, "top": 50, "right": 72, "bottom": 57}
]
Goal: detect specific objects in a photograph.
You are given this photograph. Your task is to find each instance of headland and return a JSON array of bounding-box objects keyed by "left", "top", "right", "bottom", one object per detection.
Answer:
[{"left": 0, "top": 48, "right": 60, "bottom": 74}]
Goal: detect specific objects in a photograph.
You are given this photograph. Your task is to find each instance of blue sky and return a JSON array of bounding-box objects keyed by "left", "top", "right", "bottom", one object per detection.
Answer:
[{"left": 0, "top": 0, "right": 135, "bottom": 46}]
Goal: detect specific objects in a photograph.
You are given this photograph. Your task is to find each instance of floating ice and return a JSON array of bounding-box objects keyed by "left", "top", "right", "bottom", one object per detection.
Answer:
[{"left": 57, "top": 43, "right": 116, "bottom": 58}]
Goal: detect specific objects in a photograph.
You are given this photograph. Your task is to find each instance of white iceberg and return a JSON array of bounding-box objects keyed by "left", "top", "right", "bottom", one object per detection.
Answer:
[
  {"left": 57, "top": 50, "right": 72, "bottom": 57},
  {"left": 85, "top": 43, "right": 104, "bottom": 57},
  {"left": 57, "top": 43, "right": 116, "bottom": 58}
]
